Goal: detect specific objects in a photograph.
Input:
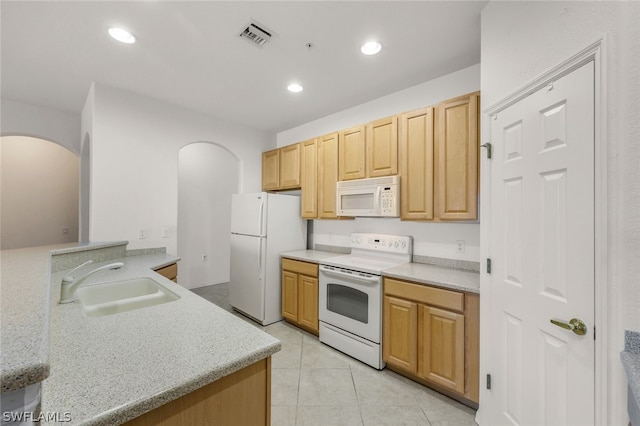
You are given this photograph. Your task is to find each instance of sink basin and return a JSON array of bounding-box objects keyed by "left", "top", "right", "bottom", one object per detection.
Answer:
[{"left": 75, "top": 277, "right": 180, "bottom": 317}]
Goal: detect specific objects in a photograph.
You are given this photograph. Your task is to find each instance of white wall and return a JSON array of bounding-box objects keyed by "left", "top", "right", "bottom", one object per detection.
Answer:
[
  {"left": 277, "top": 65, "right": 481, "bottom": 262},
  {"left": 1, "top": 136, "right": 79, "bottom": 249},
  {"left": 178, "top": 142, "right": 239, "bottom": 289},
  {"left": 83, "top": 84, "right": 270, "bottom": 256},
  {"left": 0, "top": 99, "right": 81, "bottom": 154},
  {"left": 481, "top": 2, "right": 640, "bottom": 424}
]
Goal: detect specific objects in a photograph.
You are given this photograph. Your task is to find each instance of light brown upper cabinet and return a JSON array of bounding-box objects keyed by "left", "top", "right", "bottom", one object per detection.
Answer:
[
  {"left": 261, "top": 143, "right": 301, "bottom": 191},
  {"left": 434, "top": 92, "right": 479, "bottom": 220},
  {"left": 300, "top": 139, "right": 318, "bottom": 218},
  {"left": 338, "top": 126, "right": 366, "bottom": 181},
  {"left": 317, "top": 132, "right": 340, "bottom": 219},
  {"left": 279, "top": 143, "right": 301, "bottom": 189},
  {"left": 399, "top": 107, "right": 434, "bottom": 220},
  {"left": 261, "top": 149, "right": 280, "bottom": 190},
  {"left": 366, "top": 116, "right": 398, "bottom": 178},
  {"left": 339, "top": 118, "right": 398, "bottom": 181}
]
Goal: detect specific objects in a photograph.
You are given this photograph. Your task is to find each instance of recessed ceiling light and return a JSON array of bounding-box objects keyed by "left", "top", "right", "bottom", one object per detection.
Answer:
[
  {"left": 361, "top": 41, "right": 382, "bottom": 55},
  {"left": 287, "top": 83, "right": 303, "bottom": 93},
  {"left": 108, "top": 27, "right": 136, "bottom": 44}
]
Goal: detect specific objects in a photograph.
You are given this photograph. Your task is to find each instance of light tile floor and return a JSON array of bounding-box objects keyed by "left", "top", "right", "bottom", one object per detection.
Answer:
[{"left": 191, "top": 283, "right": 477, "bottom": 426}]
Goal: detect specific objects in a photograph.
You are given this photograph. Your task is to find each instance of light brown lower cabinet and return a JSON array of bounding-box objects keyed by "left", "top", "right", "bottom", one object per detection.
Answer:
[
  {"left": 154, "top": 263, "right": 178, "bottom": 283},
  {"left": 383, "top": 277, "right": 479, "bottom": 407},
  {"left": 124, "top": 357, "right": 271, "bottom": 426},
  {"left": 281, "top": 258, "right": 319, "bottom": 335}
]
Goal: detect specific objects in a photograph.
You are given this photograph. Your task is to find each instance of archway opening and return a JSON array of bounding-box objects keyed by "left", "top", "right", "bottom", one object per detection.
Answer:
[
  {"left": 1, "top": 135, "right": 79, "bottom": 249},
  {"left": 177, "top": 142, "right": 240, "bottom": 289}
]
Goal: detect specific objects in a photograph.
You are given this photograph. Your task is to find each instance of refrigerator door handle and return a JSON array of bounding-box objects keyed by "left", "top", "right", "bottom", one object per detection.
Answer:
[
  {"left": 258, "top": 241, "right": 263, "bottom": 281},
  {"left": 259, "top": 199, "right": 265, "bottom": 236}
]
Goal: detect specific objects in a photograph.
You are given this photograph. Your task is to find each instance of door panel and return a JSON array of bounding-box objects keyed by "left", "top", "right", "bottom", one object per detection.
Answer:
[
  {"left": 231, "top": 193, "right": 266, "bottom": 236},
  {"left": 419, "top": 305, "right": 465, "bottom": 393},
  {"left": 382, "top": 296, "right": 417, "bottom": 373},
  {"left": 339, "top": 126, "right": 366, "bottom": 181},
  {"left": 399, "top": 107, "right": 434, "bottom": 220},
  {"left": 488, "top": 61, "right": 595, "bottom": 425},
  {"left": 282, "top": 270, "right": 298, "bottom": 323},
  {"left": 318, "top": 132, "right": 340, "bottom": 218},
  {"left": 229, "top": 233, "right": 265, "bottom": 320},
  {"left": 366, "top": 116, "right": 398, "bottom": 178},
  {"left": 298, "top": 275, "right": 319, "bottom": 333}
]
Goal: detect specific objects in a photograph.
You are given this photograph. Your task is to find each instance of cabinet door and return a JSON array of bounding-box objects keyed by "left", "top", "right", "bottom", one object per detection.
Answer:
[
  {"left": 418, "top": 305, "right": 465, "bottom": 394},
  {"left": 281, "top": 270, "right": 298, "bottom": 323},
  {"left": 298, "top": 275, "right": 319, "bottom": 334},
  {"left": 262, "top": 149, "right": 280, "bottom": 190},
  {"left": 366, "top": 116, "right": 398, "bottom": 178},
  {"left": 434, "top": 92, "right": 479, "bottom": 220},
  {"left": 400, "top": 108, "right": 434, "bottom": 220},
  {"left": 280, "top": 143, "right": 301, "bottom": 189},
  {"left": 383, "top": 296, "right": 418, "bottom": 373},
  {"left": 317, "top": 132, "right": 340, "bottom": 218},
  {"left": 339, "top": 126, "right": 366, "bottom": 181},
  {"left": 300, "top": 139, "right": 318, "bottom": 218}
]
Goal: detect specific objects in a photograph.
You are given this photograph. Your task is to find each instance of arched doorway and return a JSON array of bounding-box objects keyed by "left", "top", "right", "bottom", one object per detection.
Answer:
[
  {"left": 177, "top": 142, "right": 240, "bottom": 289},
  {"left": 0, "top": 135, "right": 79, "bottom": 249}
]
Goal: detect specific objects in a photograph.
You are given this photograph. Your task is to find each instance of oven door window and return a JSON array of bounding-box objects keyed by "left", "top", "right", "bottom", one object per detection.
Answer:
[{"left": 326, "top": 284, "right": 368, "bottom": 324}]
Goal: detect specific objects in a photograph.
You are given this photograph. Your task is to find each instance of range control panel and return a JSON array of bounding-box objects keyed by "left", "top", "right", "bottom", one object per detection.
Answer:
[{"left": 350, "top": 233, "right": 412, "bottom": 255}]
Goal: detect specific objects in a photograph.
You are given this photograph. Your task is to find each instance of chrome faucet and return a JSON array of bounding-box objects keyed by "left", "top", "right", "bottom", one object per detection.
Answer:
[{"left": 59, "top": 260, "right": 124, "bottom": 303}]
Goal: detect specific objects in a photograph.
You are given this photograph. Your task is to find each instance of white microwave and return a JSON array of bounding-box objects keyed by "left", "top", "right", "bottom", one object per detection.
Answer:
[{"left": 336, "top": 175, "right": 399, "bottom": 217}]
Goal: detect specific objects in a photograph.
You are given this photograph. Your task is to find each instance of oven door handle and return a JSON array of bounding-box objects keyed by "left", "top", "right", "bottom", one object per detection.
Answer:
[{"left": 320, "top": 265, "right": 380, "bottom": 283}]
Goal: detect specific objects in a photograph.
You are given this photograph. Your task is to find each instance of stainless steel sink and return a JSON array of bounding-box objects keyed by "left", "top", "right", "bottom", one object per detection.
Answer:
[{"left": 75, "top": 277, "right": 180, "bottom": 317}]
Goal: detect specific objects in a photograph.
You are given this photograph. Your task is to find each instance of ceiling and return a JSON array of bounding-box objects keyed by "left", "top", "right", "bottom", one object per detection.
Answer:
[{"left": 0, "top": 1, "right": 486, "bottom": 133}]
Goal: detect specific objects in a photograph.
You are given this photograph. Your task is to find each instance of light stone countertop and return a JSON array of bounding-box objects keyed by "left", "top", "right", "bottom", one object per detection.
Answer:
[
  {"left": 2, "top": 243, "right": 280, "bottom": 425},
  {"left": 280, "top": 249, "right": 344, "bottom": 263},
  {"left": 621, "top": 330, "right": 640, "bottom": 422},
  {"left": 0, "top": 241, "right": 131, "bottom": 392},
  {"left": 382, "top": 262, "right": 480, "bottom": 294},
  {"left": 281, "top": 249, "right": 480, "bottom": 294}
]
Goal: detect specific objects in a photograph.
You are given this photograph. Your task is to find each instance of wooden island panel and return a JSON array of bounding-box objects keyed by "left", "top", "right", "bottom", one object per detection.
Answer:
[{"left": 124, "top": 358, "right": 271, "bottom": 426}]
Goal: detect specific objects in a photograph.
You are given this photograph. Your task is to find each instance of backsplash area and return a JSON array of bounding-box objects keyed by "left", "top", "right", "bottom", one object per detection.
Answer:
[{"left": 310, "top": 217, "right": 480, "bottom": 265}]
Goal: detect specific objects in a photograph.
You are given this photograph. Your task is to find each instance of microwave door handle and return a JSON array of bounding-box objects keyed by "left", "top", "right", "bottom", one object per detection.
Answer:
[{"left": 375, "top": 186, "right": 382, "bottom": 214}]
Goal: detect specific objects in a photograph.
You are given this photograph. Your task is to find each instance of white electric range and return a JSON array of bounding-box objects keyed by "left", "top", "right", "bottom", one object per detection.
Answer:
[{"left": 318, "top": 233, "right": 412, "bottom": 369}]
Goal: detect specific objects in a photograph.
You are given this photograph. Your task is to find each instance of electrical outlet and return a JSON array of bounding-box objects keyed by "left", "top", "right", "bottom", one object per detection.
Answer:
[
  {"left": 161, "top": 227, "right": 169, "bottom": 238},
  {"left": 138, "top": 229, "right": 147, "bottom": 239},
  {"left": 456, "top": 240, "right": 465, "bottom": 253}
]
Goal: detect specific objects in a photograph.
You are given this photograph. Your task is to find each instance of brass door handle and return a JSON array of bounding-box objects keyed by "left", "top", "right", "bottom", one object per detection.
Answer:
[{"left": 550, "top": 318, "right": 587, "bottom": 335}]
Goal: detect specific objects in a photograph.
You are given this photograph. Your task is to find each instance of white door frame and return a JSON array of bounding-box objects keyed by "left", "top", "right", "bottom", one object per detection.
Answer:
[{"left": 479, "top": 37, "right": 608, "bottom": 425}]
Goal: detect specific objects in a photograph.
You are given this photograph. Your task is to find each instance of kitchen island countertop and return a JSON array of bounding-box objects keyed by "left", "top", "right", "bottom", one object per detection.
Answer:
[{"left": 2, "top": 243, "right": 280, "bottom": 425}]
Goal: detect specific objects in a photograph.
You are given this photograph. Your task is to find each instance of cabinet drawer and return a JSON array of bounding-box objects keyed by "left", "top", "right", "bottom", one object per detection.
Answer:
[
  {"left": 384, "top": 278, "right": 464, "bottom": 313},
  {"left": 155, "top": 263, "right": 178, "bottom": 282},
  {"left": 282, "top": 258, "right": 318, "bottom": 277}
]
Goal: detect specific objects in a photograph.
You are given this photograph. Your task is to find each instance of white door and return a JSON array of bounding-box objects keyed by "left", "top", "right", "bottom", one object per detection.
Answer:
[{"left": 487, "top": 61, "right": 595, "bottom": 425}]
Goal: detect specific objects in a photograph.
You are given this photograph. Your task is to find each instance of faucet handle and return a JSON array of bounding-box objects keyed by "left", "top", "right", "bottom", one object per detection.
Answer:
[{"left": 62, "top": 260, "right": 93, "bottom": 284}]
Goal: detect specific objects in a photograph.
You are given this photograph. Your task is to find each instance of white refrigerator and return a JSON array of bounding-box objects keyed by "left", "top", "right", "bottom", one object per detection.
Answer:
[{"left": 229, "top": 192, "right": 307, "bottom": 325}]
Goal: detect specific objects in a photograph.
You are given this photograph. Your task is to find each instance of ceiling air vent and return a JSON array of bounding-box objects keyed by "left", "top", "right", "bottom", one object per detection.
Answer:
[{"left": 239, "top": 21, "right": 272, "bottom": 47}]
